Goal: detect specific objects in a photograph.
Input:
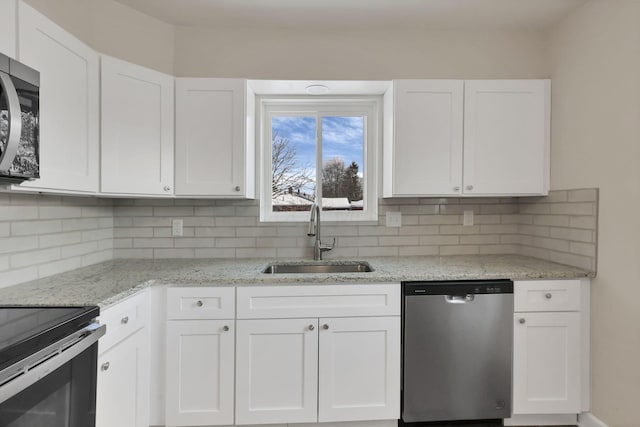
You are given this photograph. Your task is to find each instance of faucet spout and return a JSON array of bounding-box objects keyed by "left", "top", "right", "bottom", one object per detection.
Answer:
[{"left": 307, "top": 202, "right": 334, "bottom": 260}]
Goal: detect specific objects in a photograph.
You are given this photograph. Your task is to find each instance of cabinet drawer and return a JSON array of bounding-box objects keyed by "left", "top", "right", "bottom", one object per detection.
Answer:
[
  {"left": 98, "top": 290, "right": 149, "bottom": 353},
  {"left": 514, "top": 280, "right": 581, "bottom": 312},
  {"left": 237, "top": 284, "right": 400, "bottom": 319},
  {"left": 167, "top": 287, "right": 235, "bottom": 320}
]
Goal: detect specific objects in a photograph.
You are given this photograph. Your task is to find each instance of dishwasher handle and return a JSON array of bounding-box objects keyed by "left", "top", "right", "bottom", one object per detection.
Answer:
[{"left": 445, "top": 294, "right": 475, "bottom": 303}]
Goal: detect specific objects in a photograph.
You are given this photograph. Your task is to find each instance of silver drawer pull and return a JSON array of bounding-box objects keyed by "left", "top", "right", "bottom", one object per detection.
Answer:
[
  {"left": 308, "top": 324, "right": 315, "bottom": 331},
  {"left": 121, "top": 316, "right": 129, "bottom": 325},
  {"left": 518, "top": 318, "right": 526, "bottom": 324},
  {"left": 196, "top": 300, "right": 203, "bottom": 307},
  {"left": 223, "top": 325, "right": 229, "bottom": 332},
  {"left": 323, "top": 324, "right": 329, "bottom": 330},
  {"left": 545, "top": 293, "right": 552, "bottom": 299},
  {"left": 101, "top": 362, "right": 110, "bottom": 371}
]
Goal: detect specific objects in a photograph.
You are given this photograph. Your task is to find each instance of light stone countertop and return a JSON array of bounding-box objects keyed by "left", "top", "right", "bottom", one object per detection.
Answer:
[{"left": 0, "top": 255, "right": 593, "bottom": 309}]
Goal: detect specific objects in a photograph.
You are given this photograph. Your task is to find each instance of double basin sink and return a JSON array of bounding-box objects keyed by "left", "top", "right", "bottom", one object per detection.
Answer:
[{"left": 262, "top": 260, "right": 374, "bottom": 274}]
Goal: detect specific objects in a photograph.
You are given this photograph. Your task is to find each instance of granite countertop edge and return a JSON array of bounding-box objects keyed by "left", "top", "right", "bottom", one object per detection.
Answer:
[{"left": 0, "top": 255, "right": 594, "bottom": 309}]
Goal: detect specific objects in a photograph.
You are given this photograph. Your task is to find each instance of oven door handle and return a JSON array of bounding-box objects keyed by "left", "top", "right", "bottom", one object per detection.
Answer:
[
  {"left": 0, "top": 70, "right": 23, "bottom": 173},
  {"left": 0, "top": 322, "right": 106, "bottom": 405}
]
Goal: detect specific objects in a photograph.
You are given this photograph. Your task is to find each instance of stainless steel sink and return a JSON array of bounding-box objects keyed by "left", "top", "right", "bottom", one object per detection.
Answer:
[{"left": 262, "top": 261, "right": 373, "bottom": 274}]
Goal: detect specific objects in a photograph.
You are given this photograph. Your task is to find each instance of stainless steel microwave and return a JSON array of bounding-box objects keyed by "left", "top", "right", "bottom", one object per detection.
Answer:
[{"left": 0, "top": 53, "right": 40, "bottom": 184}]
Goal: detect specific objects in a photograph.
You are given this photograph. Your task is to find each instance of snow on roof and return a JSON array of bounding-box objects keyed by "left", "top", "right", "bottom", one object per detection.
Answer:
[
  {"left": 272, "top": 194, "right": 313, "bottom": 206},
  {"left": 322, "top": 198, "right": 351, "bottom": 209}
]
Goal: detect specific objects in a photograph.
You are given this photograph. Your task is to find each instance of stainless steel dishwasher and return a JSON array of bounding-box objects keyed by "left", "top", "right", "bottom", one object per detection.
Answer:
[{"left": 402, "top": 280, "right": 513, "bottom": 424}]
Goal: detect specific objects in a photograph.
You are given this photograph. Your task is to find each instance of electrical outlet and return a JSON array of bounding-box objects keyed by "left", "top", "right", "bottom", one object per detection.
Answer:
[
  {"left": 172, "top": 219, "right": 184, "bottom": 237},
  {"left": 386, "top": 211, "right": 402, "bottom": 227},
  {"left": 463, "top": 210, "right": 474, "bottom": 226}
]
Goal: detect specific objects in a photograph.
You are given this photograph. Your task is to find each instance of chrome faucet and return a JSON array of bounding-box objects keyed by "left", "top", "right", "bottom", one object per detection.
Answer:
[{"left": 307, "top": 202, "right": 335, "bottom": 260}]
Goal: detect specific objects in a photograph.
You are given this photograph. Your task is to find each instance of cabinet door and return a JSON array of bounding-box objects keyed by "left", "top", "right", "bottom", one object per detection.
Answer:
[
  {"left": 235, "top": 318, "right": 318, "bottom": 425},
  {"left": 175, "top": 78, "right": 254, "bottom": 197},
  {"left": 386, "top": 80, "right": 463, "bottom": 197},
  {"left": 463, "top": 80, "right": 549, "bottom": 196},
  {"left": 96, "top": 328, "right": 150, "bottom": 427},
  {"left": 16, "top": 3, "right": 99, "bottom": 193},
  {"left": 165, "top": 320, "right": 235, "bottom": 426},
  {"left": 101, "top": 55, "right": 174, "bottom": 196},
  {"left": 318, "top": 317, "right": 400, "bottom": 422},
  {"left": 513, "top": 312, "right": 581, "bottom": 414},
  {"left": 0, "top": 0, "right": 16, "bottom": 58}
]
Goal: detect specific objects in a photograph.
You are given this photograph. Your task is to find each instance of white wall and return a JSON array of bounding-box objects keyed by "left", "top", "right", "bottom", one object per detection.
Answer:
[
  {"left": 549, "top": 1, "right": 640, "bottom": 426},
  {"left": 23, "top": 0, "right": 175, "bottom": 74},
  {"left": 174, "top": 25, "right": 549, "bottom": 79}
]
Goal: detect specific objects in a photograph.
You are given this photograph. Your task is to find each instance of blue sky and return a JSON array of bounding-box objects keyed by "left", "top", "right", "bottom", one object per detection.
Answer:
[{"left": 271, "top": 115, "right": 364, "bottom": 193}]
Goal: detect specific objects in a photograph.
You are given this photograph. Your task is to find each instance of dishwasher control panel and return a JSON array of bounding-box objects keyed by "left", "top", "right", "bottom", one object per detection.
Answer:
[{"left": 402, "top": 279, "right": 513, "bottom": 296}]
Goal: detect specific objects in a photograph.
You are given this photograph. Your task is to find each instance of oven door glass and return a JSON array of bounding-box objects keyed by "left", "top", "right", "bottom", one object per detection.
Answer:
[{"left": 0, "top": 343, "right": 97, "bottom": 427}]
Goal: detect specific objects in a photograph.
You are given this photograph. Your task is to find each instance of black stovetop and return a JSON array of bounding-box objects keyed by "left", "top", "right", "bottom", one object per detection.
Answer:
[{"left": 0, "top": 306, "right": 99, "bottom": 372}]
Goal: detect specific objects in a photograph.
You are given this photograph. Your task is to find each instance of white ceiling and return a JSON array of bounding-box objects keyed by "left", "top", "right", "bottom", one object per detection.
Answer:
[{"left": 112, "top": 0, "right": 587, "bottom": 30}]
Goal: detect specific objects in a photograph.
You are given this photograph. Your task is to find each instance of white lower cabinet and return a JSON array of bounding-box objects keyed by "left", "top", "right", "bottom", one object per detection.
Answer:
[
  {"left": 96, "top": 328, "right": 149, "bottom": 427},
  {"left": 513, "top": 312, "right": 581, "bottom": 414},
  {"left": 165, "top": 320, "right": 235, "bottom": 426},
  {"left": 96, "top": 290, "right": 150, "bottom": 427},
  {"left": 235, "top": 284, "right": 401, "bottom": 426},
  {"left": 318, "top": 316, "right": 400, "bottom": 422},
  {"left": 165, "top": 287, "right": 236, "bottom": 427},
  {"left": 235, "top": 318, "right": 319, "bottom": 425},
  {"left": 508, "top": 279, "right": 590, "bottom": 426}
]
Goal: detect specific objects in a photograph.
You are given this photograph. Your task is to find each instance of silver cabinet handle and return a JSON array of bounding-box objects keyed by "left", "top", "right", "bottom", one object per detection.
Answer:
[
  {"left": 322, "top": 324, "right": 329, "bottom": 330},
  {"left": 234, "top": 186, "right": 241, "bottom": 192},
  {"left": 121, "top": 316, "right": 129, "bottom": 325},
  {"left": 453, "top": 186, "right": 460, "bottom": 192},
  {"left": 518, "top": 318, "right": 526, "bottom": 324},
  {"left": 308, "top": 324, "right": 315, "bottom": 331},
  {"left": 223, "top": 325, "right": 229, "bottom": 332},
  {"left": 196, "top": 300, "right": 203, "bottom": 307},
  {"left": 0, "top": 71, "right": 23, "bottom": 172},
  {"left": 466, "top": 185, "right": 474, "bottom": 191},
  {"left": 164, "top": 185, "right": 171, "bottom": 192},
  {"left": 101, "top": 362, "right": 110, "bottom": 371},
  {"left": 545, "top": 293, "right": 552, "bottom": 299}
]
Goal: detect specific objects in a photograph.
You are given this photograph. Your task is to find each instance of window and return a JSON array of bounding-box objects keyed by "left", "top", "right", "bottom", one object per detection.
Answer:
[{"left": 260, "top": 99, "right": 379, "bottom": 222}]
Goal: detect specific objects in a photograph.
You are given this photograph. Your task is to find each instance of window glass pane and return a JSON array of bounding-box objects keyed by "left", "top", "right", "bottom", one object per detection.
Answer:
[
  {"left": 321, "top": 116, "right": 365, "bottom": 211},
  {"left": 271, "top": 116, "right": 316, "bottom": 212}
]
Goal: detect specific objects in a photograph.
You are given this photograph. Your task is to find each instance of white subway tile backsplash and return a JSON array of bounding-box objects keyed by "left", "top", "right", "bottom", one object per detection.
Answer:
[
  {"left": 11, "top": 220, "right": 62, "bottom": 236},
  {"left": 549, "top": 202, "right": 595, "bottom": 216},
  {"left": 10, "top": 248, "right": 61, "bottom": 269},
  {"left": 0, "top": 189, "right": 598, "bottom": 287},
  {"left": 0, "top": 206, "right": 39, "bottom": 221},
  {"left": 440, "top": 245, "right": 480, "bottom": 255},
  {"left": 0, "top": 236, "right": 39, "bottom": 254},
  {"left": 568, "top": 189, "right": 598, "bottom": 202}
]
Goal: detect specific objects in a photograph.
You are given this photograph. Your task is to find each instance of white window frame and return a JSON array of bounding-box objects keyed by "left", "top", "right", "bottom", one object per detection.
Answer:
[{"left": 259, "top": 97, "right": 380, "bottom": 222}]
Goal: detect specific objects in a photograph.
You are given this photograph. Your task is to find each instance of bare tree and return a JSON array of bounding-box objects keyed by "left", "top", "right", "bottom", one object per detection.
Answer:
[
  {"left": 322, "top": 157, "right": 363, "bottom": 201},
  {"left": 271, "top": 134, "right": 314, "bottom": 197}
]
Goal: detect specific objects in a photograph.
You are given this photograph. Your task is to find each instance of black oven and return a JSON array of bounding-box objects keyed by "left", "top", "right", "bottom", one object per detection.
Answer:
[{"left": 0, "top": 306, "right": 105, "bottom": 427}]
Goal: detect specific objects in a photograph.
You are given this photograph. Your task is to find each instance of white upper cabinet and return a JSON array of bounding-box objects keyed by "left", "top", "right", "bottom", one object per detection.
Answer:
[
  {"left": 16, "top": 3, "right": 99, "bottom": 193},
  {"left": 175, "top": 78, "right": 255, "bottom": 198},
  {"left": 0, "top": 0, "right": 17, "bottom": 58},
  {"left": 384, "top": 80, "right": 464, "bottom": 197},
  {"left": 384, "top": 79, "right": 549, "bottom": 197},
  {"left": 463, "top": 80, "right": 549, "bottom": 196},
  {"left": 100, "top": 55, "right": 174, "bottom": 196}
]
